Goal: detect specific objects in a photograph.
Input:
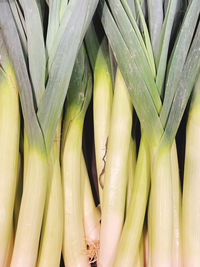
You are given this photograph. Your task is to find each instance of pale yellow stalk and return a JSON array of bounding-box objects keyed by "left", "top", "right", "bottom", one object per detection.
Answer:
[
  {"left": 37, "top": 121, "right": 63, "bottom": 267},
  {"left": 99, "top": 69, "right": 133, "bottom": 267},
  {"left": 93, "top": 40, "right": 113, "bottom": 203},
  {"left": 171, "top": 142, "right": 182, "bottom": 267},
  {"left": 0, "top": 53, "right": 20, "bottom": 266},
  {"left": 148, "top": 199, "right": 152, "bottom": 267},
  {"left": 126, "top": 137, "right": 137, "bottom": 213},
  {"left": 62, "top": 116, "right": 90, "bottom": 267},
  {"left": 23, "top": 131, "right": 29, "bottom": 182},
  {"left": 150, "top": 145, "right": 173, "bottom": 267},
  {"left": 81, "top": 153, "right": 100, "bottom": 263},
  {"left": 149, "top": 142, "right": 182, "bottom": 267},
  {"left": 11, "top": 148, "right": 48, "bottom": 267},
  {"left": 14, "top": 153, "right": 22, "bottom": 231},
  {"left": 113, "top": 135, "right": 150, "bottom": 267},
  {"left": 135, "top": 234, "right": 145, "bottom": 267},
  {"left": 4, "top": 227, "right": 14, "bottom": 267},
  {"left": 144, "top": 226, "right": 149, "bottom": 267},
  {"left": 182, "top": 75, "right": 200, "bottom": 267}
]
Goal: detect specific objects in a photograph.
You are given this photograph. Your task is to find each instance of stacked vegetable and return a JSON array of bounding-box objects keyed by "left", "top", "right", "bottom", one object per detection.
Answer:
[{"left": 0, "top": 0, "right": 199, "bottom": 267}]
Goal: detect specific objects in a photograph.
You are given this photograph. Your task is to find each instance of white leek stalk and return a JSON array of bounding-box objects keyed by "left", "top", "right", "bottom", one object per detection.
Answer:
[
  {"left": 93, "top": 39, "right": 113, "bottom": 203},
  {"left": 0, "top": 47, "right": 20, "bottom": 266},
  {"left": 171, "top": 142, "right": 182, "bottom": 267},
  {"left": 182, "top": 75, "right": 200, "bottom": 267},
  {"left": 62, "top": 115, "right": 90, "bottom": 267},
  {"left": 113, "top": 134, "right": 150, "bottom": 267},
  {"left": 14, "top": 153, "right": 22, "bottom": 231},
  {"left": 37, "top": 120, "right": 63, "bottom": 267},
  {"left": 144, "top": 226, "right": 149, "bottom": 267},
  {"left": 135, "top": 234, "right": 145, "bottom": 267},
  {"left": 4, "top": 228, "right": 13, "bottom": 267},
  {"left": 62, "top": 46, "right": 92, "bottom": 267},
  {"left": 126, "top": 137, "right": 137, "bottom": 213},
  {"left": 99, "top": 68, "right": 133, "bottom": 267},
  {"left": 81, "top": 153, "right": 100, "bottom": 263},
  {"left": 149, "top": 142, "right": 181, "bottom": 267},
  {"left": 150, "top": 145, "right": 173, "bottom": 267},
  {"left": 11, "top": 148, "right": 48, "bottom": 267}
]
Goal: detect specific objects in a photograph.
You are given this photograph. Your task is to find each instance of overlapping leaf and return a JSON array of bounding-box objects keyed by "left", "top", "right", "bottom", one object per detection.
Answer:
[
  {"left": 0, "top": 0, "right": 98, "bottom": 153},
  {"left": 100, "top": 0, "right": 200, "bottom": 147}
]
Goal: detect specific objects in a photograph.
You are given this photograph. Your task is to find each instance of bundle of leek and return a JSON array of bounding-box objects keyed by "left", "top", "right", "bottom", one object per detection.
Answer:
[
  {"left": 0, "top": 0, "right": 98, "bottom": 266},
  {"left": 99, "top": 0, "right": 200, "bottom": 266},
  {"left": 0, "top": 1, "right": 200, "bottom": 267}
]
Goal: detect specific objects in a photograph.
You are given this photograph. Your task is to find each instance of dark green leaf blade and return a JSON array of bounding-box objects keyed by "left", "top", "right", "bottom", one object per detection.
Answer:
[
  {"left": 162, "top": 22, "right": 200, "bottom": 147},
  {"left": 0, "top": 1, "right": 45, "bottom": 151},
  {"left": 107, "top": 0, "right": 161, "bottom": 112},
  {"left": 156, "top": 0, "right": 179, "bottom": 96},
  {"left": 160, "top": 0, "right": 200, "bottom": 127}
]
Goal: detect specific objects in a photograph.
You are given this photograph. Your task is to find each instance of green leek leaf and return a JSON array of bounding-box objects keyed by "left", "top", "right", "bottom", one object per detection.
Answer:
[
  {"left": 46, "top": 0, "right": 61, "bottom": 54},
  {"left": 100, "top": 1, "right": 163, "bottom": 145},
  {"left": 147, "top": 0, "right": 164, "bottom": 57},
  {"left": 0, "top": 2, "right": 45, "bottom": 151},
  {"left": 160, "top": 0, "right": 200, "bottom": 127},
  {"left": 156, "top": 0, "right": 178, "bottom": 96},
  {"left": 162, "top": 22, "right": 200, "bottom": 147},
  {"left": 37, "top": 0, "right": 98, "bottom": 151},
  {"left": 107, "top": 0, "right": 161, "bottom": 111},
  {"left": 21, "top": 0, "right": 46, "bottom": 106}
]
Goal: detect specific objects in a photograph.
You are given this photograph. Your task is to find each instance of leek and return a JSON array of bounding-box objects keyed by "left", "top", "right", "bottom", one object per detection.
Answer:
[
  {"left": 182, "top": 74, "right": 200, "bottom": 267},
  {"left": 100, "top": 1, "right": 200, "bottom": 266},
  {"left": 0, "top": 32, "right": 20, "bottom": 266},
  {"left": 0, "top": 1, "right": 199, "bottom": 267},
  {"left": 99, "top": 68, "right": 133, "bottom": 266},
  {"left": 93, "top": 39, "right": 113, "bottom": 203},
  {"left": 81, "top": 153, "right": 100, "bottom": 263},
  {"left": 113, "top": 134, "right": 150, "bottom": 267},
  {"left": 62, "top": 46, "right": 92, "bottom": 266},
  {"left": 37, "top": 120, "right": 63, "bottom": 267},
  {"left": 85, "top": 24, "right": 113, "bottom": 205},
  {"left": 0, "top": 0, "right": 98, "bottom": 266},
  {"left": 171, "top": 142, "right": 182, "bottom": 267}
]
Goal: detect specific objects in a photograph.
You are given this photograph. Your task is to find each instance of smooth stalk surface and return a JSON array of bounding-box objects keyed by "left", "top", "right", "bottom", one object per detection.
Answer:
[
  {"left": 93, "top": 39, "right": 113, "bottom": 203},
  {"left": 150, "top": 145, "right": 173, "bottom": 267},
  {"left": 14, "top": 153, "right": 22, "bottom": 232},
  {"left": 113, "top": 134, "right": 150, "bottom": 267},
  {"left": 99, "top": 69, "right": 133, "bottom": 267},
  {"left": 62, "top": 116, "right": 90, "bottom": 267},
  {"left": 126, "top": 137, "right": 137, "bottom": 213},
  {"left": 171, "top": 142, "right": 182, "bottom": 267},
  {"left": 0, "top": 52, "right": 20, "bottom": 266},
  {"left": 11, "top": 148, "right": 48, "bottom": 267},
  {"left": 81, "top": 153, "right": 100, "bottom": 263},
  {"left": 182, "top": 75, "right": 200, "bottom": 267},
  {"left": 37, "top": 122, "right": 63, "bottom": 267}
]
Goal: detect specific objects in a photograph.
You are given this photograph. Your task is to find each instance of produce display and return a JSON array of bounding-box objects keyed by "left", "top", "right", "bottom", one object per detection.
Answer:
[{"left": 0, "top": 0, "right": 199, "bottom": 267}]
